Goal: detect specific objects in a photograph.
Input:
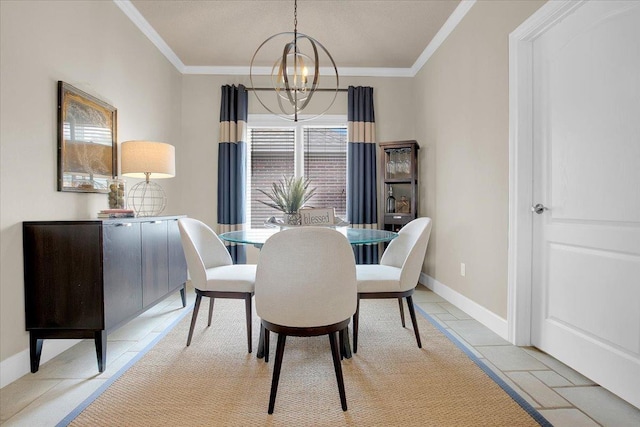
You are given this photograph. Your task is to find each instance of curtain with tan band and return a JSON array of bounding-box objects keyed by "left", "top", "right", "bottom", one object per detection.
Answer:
[
  {"left": 218, "top": 84, "right": 247, "bottom": 263},
  {"left": 347, "top": 86, "right": 379, "bottom": 264}
]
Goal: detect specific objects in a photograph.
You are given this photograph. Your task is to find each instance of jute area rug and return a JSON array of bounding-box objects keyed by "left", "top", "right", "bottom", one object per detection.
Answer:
[{"left": 69, "top": 299, "right": 544, "bottom": 426}]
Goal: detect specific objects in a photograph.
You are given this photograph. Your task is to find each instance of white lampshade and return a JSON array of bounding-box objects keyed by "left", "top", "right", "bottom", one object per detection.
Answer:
[
  {"left": 120, "top": 140, "right": 175, "bottom": 217},
  {"left": 121, "top": 140, "right": 175, "bottom": 179}
]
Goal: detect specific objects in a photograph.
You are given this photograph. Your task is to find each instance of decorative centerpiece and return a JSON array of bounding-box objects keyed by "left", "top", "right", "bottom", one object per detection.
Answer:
[{"left": 258, "top": 176, "right": 316, "bottom": 225}]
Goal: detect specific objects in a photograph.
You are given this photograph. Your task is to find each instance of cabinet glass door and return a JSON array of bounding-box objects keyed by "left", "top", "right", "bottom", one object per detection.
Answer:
[{"left": 384, "top": 148, "right": 412, "bottom": 180}]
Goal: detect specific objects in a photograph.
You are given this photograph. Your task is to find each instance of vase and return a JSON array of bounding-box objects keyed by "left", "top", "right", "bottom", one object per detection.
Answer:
[
  {"left": 283, "top": 212, "right": 301, "bottom": 226},
  {"left": 107, "top": 178, "right": 126, "bottom": 209}
]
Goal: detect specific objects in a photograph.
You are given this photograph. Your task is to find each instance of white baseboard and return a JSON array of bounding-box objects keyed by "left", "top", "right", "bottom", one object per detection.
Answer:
[
  {"left": 420, "top": 273, "right": 508, "bottom": 340},
  {"left": 1, "top": 339, "right": 80, "bottom": 389}
]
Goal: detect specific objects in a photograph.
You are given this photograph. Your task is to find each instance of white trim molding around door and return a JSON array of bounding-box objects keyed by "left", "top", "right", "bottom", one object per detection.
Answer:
[{"left": 507, "top": 0, "right": 586, "bottom": 346}]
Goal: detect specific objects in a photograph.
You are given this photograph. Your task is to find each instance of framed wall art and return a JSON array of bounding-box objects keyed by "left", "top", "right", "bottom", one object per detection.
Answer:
[{"left": 57, "top": 81, "right": 117, "bottom": 193}]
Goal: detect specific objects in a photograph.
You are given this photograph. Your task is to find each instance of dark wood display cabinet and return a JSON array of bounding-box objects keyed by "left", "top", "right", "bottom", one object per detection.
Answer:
[
  {"left": 379, "top": 140, "right": 419, "bottom": 232},
  {"left": 23, "top": 216, "right": 188, "bottom": 373}
]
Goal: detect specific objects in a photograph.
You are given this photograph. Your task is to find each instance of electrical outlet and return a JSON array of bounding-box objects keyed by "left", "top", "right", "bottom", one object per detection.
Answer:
[{"left": 460, "top": 263, "right": 466, "bottom": 277}]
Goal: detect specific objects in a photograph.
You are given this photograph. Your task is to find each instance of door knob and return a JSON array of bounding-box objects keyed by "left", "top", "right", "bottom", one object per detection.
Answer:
[{"left": 531, "top": 203, "right": 549, "bottom": 214}]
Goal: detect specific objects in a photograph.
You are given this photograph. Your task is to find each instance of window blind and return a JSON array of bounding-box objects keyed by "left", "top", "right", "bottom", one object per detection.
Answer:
[{"left": 250, "top": 128, "right": 295, "bottom": 228}]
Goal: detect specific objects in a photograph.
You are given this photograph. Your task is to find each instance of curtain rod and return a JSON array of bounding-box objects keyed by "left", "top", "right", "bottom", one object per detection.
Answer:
[{"left": 246, "top": 87, "right": 348, "bottom": 92}]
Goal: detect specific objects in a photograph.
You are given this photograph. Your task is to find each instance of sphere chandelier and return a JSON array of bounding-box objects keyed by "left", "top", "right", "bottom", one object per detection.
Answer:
[{"left": 250, "top": 0, "right": 339, "bottom": 121}]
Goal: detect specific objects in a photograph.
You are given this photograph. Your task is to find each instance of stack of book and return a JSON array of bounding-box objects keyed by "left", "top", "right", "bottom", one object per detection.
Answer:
[{"left": 97, "top": 209, "right": 135, "bottom": 218}]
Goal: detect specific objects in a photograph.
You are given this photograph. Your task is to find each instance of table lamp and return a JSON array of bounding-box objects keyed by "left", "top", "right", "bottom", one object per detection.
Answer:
[{"left": 121, "top": 140, "right": 175, "bottom": 217}]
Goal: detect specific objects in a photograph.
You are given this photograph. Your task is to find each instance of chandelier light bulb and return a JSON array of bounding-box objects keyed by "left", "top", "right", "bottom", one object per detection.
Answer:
[{"left": 272, "top": 51, "right": 314, "bottom": 105}]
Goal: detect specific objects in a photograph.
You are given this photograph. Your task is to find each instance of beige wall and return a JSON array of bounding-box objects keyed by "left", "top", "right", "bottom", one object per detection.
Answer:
[
  {"left": 413, "top": 0, "right": 544, "bottom": 318},
  {"left": 0, "top": 0, "right": 182, "bottom": 366}
]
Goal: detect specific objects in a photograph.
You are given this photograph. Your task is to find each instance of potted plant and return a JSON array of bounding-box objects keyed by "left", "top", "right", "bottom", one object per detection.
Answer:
[{"left": 258, "top": 175, "right": 316, "bottom": 225}]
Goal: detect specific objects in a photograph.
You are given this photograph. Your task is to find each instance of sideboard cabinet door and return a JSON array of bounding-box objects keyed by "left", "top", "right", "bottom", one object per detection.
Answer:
[
  {"left": 167, "top": 218, "right": 187, "bottom": 292},
  {"left": 23, "top": 222, "right": 103, "bottom": 330},
  {"left": 141, "top": 220, "right": 169, "bottom": 307},
  {"left": 103, "top": 222, "right": 143, "bottom": 330}
]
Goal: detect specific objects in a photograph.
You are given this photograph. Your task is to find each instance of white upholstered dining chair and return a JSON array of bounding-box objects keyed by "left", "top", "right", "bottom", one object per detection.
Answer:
[
  {"left": 255, "top": 227, "right": 357, "bottom": 414},
  {"left": 177, "top": 218, "right": 256, "bottom": 352},
  {"left": 353, "top": 217, "right": 432, "bottom": 352}
]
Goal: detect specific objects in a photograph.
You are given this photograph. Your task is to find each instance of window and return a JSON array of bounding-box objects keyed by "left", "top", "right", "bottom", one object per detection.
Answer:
[{"left": 247, "top": 115, "right": 348, "bottom": 229}]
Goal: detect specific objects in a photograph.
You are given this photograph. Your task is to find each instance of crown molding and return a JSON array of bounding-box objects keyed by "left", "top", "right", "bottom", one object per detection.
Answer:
[
  {"left": 338, "top": 67, "right": 415, "bottom": 78},
  {"left": 113, "top": 0, "right": 186, "bottom": 73},
  {"left": 182, "top": 65, "right": 414, "bottom": 77},
  {"left": 114, "top": 0, "right": 475, "bottom": 78},
  {"left": 410, "top": 0, "right": 477, "bottom": 76}
]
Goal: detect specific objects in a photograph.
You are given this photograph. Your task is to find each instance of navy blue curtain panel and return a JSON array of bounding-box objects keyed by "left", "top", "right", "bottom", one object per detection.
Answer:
[
  {"left": 218, "top": 84, "right": 248, "bottom": 263},
  {"left": 347, "top": 86, "right": 379, "bottom": 264}
]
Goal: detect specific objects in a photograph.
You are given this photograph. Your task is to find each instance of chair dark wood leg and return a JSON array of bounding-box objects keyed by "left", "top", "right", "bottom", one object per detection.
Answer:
[
  {"left": 340, "top": 327, "right": 352, "bottom": 359},
  {"left": 329, "top": 331, "right": 348, "bottom": 411},
  {"left": 264, "top": 328, "right": 270, "bottom": 363},
  {"left": 207, "top": 297, "right": 215, "bottom": 327},
  {"left": 245, "top": 294, "right": 252, "bottom": 353},
  {"left": 179, "top": 283, "right": 187, "bottom": 307},
  {"left": 398, "top": 297, "right": 406, "bottom": 327},
  {"left": 406, "top": 295, "right": 422, "bottom": 348},
  {"left": 257, "top": 324, "right": 265, "bottom": 359},
  {"left": 353, "top": 297, "right": 360, "bottom": 353},
  {"left": 268, "top": 334, "right": 287, "bottom": 414},
  {"left": 186, "top": 293, "right": 203, "bottom": 346}
]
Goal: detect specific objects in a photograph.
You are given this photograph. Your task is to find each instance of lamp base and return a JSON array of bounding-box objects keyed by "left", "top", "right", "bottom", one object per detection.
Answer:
[{"left": 127, "top": 181, "right": 167, "bottom": 217}]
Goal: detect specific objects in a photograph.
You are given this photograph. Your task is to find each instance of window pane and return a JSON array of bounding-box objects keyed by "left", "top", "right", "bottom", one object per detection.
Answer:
[
  {"left": 249, "top": 128, "right": 294, "bottom": 228},
  {"left": 304, "top": 127, "right": 348, "bottom": 219}
]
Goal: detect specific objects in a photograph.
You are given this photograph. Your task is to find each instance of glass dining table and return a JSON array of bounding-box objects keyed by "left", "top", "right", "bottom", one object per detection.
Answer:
[
  {"left": 219, "top": 227, "right": 398, "bottom": 249},
  {"left": 219, "top": 226, "right": 398, "bottom": 360}
]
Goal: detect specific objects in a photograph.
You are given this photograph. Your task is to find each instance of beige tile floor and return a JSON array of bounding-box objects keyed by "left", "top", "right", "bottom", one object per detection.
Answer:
[
  {"left": 411, "top": 287, "right": 640, "bottom": 427},
  {"left": 1, "top": 284, "right": 639, "bottom": 426}
]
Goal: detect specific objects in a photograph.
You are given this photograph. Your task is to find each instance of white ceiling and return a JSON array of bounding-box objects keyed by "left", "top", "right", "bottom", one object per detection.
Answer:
[{"left": 119, "top": 0, "right": 469, "bottom": 76}]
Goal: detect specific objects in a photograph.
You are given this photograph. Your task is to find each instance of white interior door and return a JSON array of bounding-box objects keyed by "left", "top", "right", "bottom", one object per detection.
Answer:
[{"left": 531, "top": 0, "right": 640, "bottom": 408}]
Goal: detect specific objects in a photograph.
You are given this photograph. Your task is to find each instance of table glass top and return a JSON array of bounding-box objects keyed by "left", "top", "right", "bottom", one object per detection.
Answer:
[{"left": 219, "top": 228, "right": 398, "bottom": 246}]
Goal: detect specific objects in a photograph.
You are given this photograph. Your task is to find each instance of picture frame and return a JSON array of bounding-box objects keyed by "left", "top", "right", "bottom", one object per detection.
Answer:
[{"left": 57, "top": 81, "right": 117, "bottom": 193}]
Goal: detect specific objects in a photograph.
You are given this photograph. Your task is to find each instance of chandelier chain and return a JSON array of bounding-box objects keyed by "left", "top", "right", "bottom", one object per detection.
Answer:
[{"left": 293, "top": 0, "right": 298, "bottom": 122}]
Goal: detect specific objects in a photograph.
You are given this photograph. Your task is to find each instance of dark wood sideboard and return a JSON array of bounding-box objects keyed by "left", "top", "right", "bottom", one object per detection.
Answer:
[{"left": 22, "top": 216, "right": 188, "bottom": 373}]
